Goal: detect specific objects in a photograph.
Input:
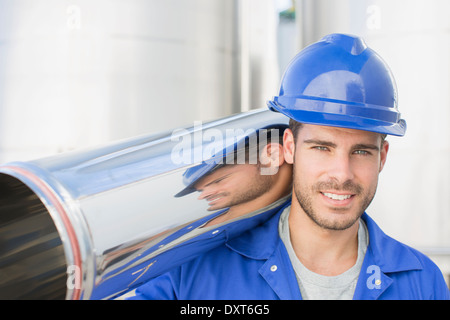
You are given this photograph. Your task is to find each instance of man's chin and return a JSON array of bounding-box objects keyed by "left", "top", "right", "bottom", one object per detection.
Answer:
[
  {"left": 207, "top": 205, "right": 227, "bottom": 212},
  {"left": 309, "top": 210, "right": 362, "bottom": 231}
]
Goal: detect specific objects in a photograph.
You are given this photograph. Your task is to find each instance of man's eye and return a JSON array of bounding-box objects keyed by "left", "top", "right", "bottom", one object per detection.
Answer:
[
  {"left": 213, "top": 177, "right": 227, "bottom": 184},
  {"left": 313, "top": 146, "right": 329, "bottom": 151},
  {"left": 354, "top": 150, "right": 370, "bottom": 155}
]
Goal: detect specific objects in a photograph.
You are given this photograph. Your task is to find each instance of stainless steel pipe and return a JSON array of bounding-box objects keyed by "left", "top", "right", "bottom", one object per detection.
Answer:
[{"left": 0, "top": 109, "right": 289, "bottom": 300}]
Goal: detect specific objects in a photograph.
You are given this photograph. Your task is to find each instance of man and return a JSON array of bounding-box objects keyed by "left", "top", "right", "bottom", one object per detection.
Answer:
[{"left": 130, "top": 34, "right": 449, "bottom": 299}]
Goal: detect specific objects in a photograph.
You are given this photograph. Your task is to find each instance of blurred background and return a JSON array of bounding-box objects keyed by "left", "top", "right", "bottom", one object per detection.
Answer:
[{"left": 0, "top": 0, "right": 449, "bottom": 285}]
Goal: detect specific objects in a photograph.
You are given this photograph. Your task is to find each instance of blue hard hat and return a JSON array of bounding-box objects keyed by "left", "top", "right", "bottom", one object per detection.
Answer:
[
  {"left": 267, "top": 33, "right": 406, "bottom": 136},
  {"left": 174, "top": 151, "right": 226, "bottom": 198}
]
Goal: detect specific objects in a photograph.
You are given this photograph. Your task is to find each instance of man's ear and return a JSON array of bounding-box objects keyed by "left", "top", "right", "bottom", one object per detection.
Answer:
[
  {"left": 260, "top": 142, "right": 284, "bottom": 166},
  {"left": 283, "top": 129, "right": 295, "bottom": 165},
  {"left": 259, "top": 142, "right": 284, "bottom": 175}
]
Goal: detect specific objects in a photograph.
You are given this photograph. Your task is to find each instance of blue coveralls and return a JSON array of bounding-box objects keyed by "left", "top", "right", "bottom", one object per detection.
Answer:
[{"left": 130, "top": 200, "right": 450, "bottom": 300}]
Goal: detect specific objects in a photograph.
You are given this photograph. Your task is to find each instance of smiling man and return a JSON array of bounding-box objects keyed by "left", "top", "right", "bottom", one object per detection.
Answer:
[
  {"left": 286, "top": 124, "right": 385, "bottom": 233},
  {"left": 278, "top": 122, "right": 389, "bottom": 298},
  {"left": 268, "top": 33, "right": 449, "bottom": 300},
  {"left": 130, "top": 34, "right": 449, "bottom": 300}
]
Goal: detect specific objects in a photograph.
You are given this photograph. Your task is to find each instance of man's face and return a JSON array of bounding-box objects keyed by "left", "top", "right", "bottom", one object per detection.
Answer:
[
  {"left": 194, "top": 164, "right": 274, "bottom": 211},
  {"left": 283, "top": 124, "right": 389, "bottom": 231}
]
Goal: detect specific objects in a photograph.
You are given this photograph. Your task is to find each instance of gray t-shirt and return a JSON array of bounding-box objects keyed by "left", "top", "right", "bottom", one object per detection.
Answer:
[{"left": 278, "top": 205, "right": 369, "bottom": 300}]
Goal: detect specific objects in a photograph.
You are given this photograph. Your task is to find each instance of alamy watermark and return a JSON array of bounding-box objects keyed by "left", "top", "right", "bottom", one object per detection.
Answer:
[
  {"left": 67, "top": 265, "right": 81, "bottom": 290},
  {"left": 170, "top": 121, "right": 282, "bottom": 175},
  {"left": 366, "top": 265, "right": 382, "bottom": 289}
]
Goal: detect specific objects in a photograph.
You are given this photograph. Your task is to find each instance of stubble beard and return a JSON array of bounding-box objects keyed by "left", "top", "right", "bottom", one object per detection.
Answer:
[
  {"left": 208, "top": 166, "right": 275, "bottom": 211},
  {"left": 292, "top": 167, "right": 377, "bottom": 231}
]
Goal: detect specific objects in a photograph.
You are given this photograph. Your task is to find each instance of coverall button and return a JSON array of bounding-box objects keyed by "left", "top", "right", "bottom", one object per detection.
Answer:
[
  {"left": 270, "top": 265, "right": 277, "bottom": 272},
  {"left": 212, "top": 230, "right": 219, "bottom": 235}
]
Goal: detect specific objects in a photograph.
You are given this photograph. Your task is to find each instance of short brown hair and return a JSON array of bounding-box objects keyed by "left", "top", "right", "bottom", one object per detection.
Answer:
[
  {"left": 289, "top": 118, "right": 387, "bottom": 145},
  {"left": 288, "top": 118, "right": 303, "bottom": 142}
]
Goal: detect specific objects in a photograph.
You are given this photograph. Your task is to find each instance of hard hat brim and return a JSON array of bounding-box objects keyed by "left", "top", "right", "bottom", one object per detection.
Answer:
[
  {"left": 268, "top": 100, "right": 406, "bottom": 137},
  {"left": 174, "top": 163, "right": 224, "bottom": 198}
]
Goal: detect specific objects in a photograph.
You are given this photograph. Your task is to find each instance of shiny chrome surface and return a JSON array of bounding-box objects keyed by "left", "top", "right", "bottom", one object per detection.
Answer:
[{"left": 0, "top": 108, "right": 289, "bottom": 299}]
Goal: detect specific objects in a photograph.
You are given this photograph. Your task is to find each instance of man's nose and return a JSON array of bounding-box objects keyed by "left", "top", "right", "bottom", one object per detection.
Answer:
[
  {"left": 327, "top": 154, "right": 355, "bottom": 183},
  {"left": 197, "top": 188, "right": 212, "bottom": 200}
]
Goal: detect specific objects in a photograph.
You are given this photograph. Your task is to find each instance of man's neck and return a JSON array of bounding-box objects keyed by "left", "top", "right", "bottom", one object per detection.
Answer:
[{"left": 288, "top": 201, "right": 360, "bottom": 276}]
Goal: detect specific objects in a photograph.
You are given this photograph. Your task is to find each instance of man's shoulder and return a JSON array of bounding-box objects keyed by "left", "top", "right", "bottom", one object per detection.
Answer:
[
  {"left": 390, "top": 237, "right": 444, "bottom": 275},
  {"left": 363, "top": 213, "right": 441, "bottom": 272},
  {"left": 363, "top": 213, "right": 449, "bottom": 299}
]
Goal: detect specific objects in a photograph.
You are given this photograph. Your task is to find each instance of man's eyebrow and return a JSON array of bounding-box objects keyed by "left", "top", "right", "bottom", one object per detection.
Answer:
[
  {"left": 303, "top": 139, "right": 337, "bottom": 148},
  {"left": 302, "top": 140, "right": 380, "bottom": 151},
  {"left": 203, "top": 173, "right": 232, "bottom": 187},
  {"left": 352, "top": 143, "right": 380, "bottom": 151}
]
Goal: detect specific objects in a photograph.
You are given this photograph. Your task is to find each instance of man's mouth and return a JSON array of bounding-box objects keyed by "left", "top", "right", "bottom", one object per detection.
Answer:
[
  {"left": 205, "top": 194, "right": 226, "bottom": 204},
  {"left": 321, "top": 192, "right": 354, "bottom": 201}
]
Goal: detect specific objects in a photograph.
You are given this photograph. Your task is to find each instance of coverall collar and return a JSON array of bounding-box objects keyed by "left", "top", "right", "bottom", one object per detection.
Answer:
[
  {"left": 227, "top": 203, "right": 424, "bottom": 274},
  {"left": 225, "top": 201, "right": 289, "bottom": 260},
  {"left": 361, "top": 212, "right": 423, "bottom": 273}
]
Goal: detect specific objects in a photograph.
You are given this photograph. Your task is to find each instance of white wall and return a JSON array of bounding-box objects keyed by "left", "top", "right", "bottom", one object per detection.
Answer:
[{"left": 0, "top": 0, "right": 241, "bottom": 163}]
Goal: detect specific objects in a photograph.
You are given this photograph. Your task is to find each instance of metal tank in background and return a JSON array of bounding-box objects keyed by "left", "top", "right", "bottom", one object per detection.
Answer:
[
  {"left": 295, "top": 0, "right": 450, "bottom": 282},
  {"left": 0, "top": 0, "right": 241, "bottom": 163}
]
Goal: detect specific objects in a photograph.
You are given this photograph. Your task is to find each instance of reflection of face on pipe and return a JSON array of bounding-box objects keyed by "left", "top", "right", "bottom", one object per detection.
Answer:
[
  {"left": 195, "top": 163, "right": 275, "bottom": 211},
  {"left": 193, "top": 142, "right": 289, "bottom": 210},
  {"left": 174, "top": 126, "right": 292, "bottom": 227}
]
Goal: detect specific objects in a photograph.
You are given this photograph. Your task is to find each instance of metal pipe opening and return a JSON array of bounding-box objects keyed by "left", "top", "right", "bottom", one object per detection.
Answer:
[{"left": 0, "top": 173, "right": 67, "bottom": 299}]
